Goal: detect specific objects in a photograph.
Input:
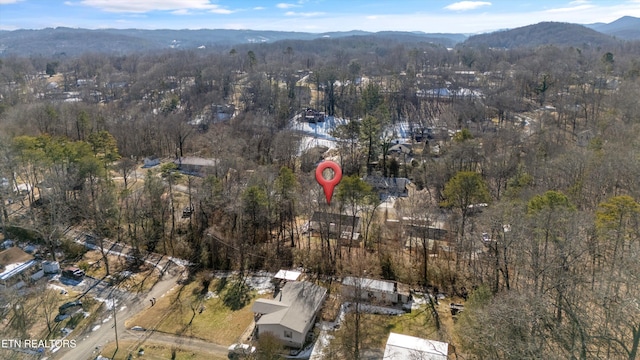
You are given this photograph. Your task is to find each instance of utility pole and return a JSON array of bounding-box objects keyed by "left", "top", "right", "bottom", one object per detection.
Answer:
[{"left": 112, "top": 291, "right": 119, "bottom": 358}]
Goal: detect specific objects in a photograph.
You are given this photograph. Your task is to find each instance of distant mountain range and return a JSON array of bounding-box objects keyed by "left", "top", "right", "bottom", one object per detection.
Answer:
[
  {"left": 0, "top": 16, "right": 637, "bottom": 57},
  {"left": 463, "top": 22, "right": 620, "bottom": 49},
  {"left": 0, "top": 28, "right": 464, "bottom": 57},
  {"left": 586, "top": 16, "right": 640, "bottom": 40}
]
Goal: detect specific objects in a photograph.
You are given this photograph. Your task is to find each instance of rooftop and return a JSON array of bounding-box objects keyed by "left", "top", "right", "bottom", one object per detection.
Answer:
[
  {"left": 174, "top": 157, "right": 218, "bottom": 167},
  {"left": 274, "top": 269, "right": 302, "bottom": 281},
  {"left": 342, "top": 276, "right": 395, "bottom": 293},
  {"left": 310, "top": 212, "right": 360, "bottom": 228},
  {"left": 0, "top": 247, "right": 37, "bottom": 282},
  {"left": 252, "top": 281, "right": 326, "bottom": 334},
  {"left": 0, "top": 247, "right": 34, "bottom": 267},
  {"left": 383, "top": 332, "right": 449, "bottom": 360}
]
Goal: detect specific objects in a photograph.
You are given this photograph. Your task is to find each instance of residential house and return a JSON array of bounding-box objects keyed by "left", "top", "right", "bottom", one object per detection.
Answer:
[
  {"left": 174, "top": 157, "right": 218, "bottom": 176},
  {"left": 212, "top": 104, "right": 236, "bottom": 123},
  {"left": 364, "top": 176, "right": 413, "bottom": 197},
  {"left": 143, "top": 156, "right": 160, "bottom": 168},
  {"left": 0, "top": 247, "right": 38, "bottom": 289},
  {"left": 341, "top": 276, "right": 411, "bottom": 305},
  {"left": 309, "top": 212, "right": 360, "bottom": 239},
  {"left": 388, "top": 143, "right": 412, "bottom": 156},
  {"left": 252, "top": 281, "right": 327, "bottom": 348},
  {"left": 402, "top": 216, "right": 452, "bottom": 255},
  {"left": 383, "top": 332, "right": 449, "bottom": 360},
  {"left": 301, "top": 108, "right": 325, "bottom": 123}
]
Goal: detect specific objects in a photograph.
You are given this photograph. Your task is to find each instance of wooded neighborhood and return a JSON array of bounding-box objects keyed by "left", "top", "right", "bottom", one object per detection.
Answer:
[{"left": 0, "top": 11, "right": 639, "bottom": 360}]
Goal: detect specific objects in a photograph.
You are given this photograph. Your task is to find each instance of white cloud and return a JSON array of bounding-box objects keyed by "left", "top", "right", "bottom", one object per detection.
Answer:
[
  {"left": 210, "top": 7, "right": 233, "bottom": 14},
  {"left": 0, "top": 0, "right": 23, "bottom": 4},
  {"left": 285, "top": 11, "right": 325, "bottom": 17},
  {"left": 444, "top": 1, "right": 491, "bottom": 11},
  {"left": 253, "top": 6, "right": 266, "bottom": 10},
  {"left": 545, "top": 4, "right": 595, "bottom": 13},
  {"left": 172, "top": 9, "right": 190, "bottom": 15},
  {"left": 75, "top": 0, "right": 233, "bottom": 14},
  {"left": 277, "top": 3, "right": 300, "bottom": 9}
]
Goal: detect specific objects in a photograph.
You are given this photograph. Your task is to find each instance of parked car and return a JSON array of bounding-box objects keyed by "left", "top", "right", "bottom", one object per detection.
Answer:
[
  {"left": 62, "top": 266, "right": 85, "bottom": 281},
  {"left": 54, "top": 313, "right": 70, "bottom": 322},
  {"left": 58, "top": 301, "right": 83, "bottom": 315},
  {"left": 228, "top": 343, "right": 256, "bottom": 358}
]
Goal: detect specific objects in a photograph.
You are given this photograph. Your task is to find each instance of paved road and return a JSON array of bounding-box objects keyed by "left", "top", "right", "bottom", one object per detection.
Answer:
[
  {"left": 105, "top": 329, "right": 229, "bottom": 358},
  {"left": 53, "top": 262, "right": 184, "bottom": 360}
]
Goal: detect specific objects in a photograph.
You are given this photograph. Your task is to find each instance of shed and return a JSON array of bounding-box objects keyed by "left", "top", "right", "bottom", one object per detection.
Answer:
[
  {"left": 274, "top": 269, "right": 302, "bottom": 282},
  {"left": 42, "top": 261, "right": 61, "bottom": 274}
]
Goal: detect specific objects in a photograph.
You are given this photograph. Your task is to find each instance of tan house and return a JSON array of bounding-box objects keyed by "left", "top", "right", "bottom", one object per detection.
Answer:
[{"left": 252, "top": 281, "right": 327, "bottom": 348}]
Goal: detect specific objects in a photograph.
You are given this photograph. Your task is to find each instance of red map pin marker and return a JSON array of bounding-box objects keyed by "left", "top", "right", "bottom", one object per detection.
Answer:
[{"left": 315, "top": 160, "right": 342, "bottom": 205}]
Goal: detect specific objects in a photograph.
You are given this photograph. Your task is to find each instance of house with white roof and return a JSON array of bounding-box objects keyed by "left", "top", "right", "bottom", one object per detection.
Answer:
[
  {"left": 273, "top": 269, "right": 302, "bottom": 282},
  {"left": 252, "top": 281, "right": 327, "bottom": 348},
  {"left": 383, "top": 332, "right": 449, "bottom": 360}
]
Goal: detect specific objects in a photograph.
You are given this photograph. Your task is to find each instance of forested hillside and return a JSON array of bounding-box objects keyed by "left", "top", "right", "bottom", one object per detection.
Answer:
[
  {"left": 0, "top": 27, "right": 464, "bottom": 57},
  {"left": 464, "top": 22, "right": 619, "bottom": 48},
  {"left": 1, "top": 22, "right": 640, "bottom": 360}
]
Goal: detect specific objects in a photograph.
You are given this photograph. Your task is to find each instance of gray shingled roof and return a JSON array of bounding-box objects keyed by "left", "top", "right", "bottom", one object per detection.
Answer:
[{"left": 253, "top": 281, "right": 327, "bottom": 333}]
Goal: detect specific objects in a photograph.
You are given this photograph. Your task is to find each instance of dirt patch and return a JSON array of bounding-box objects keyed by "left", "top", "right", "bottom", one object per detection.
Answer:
[{"left": 100, "top": 340, "right": 227, "bottom": 360}]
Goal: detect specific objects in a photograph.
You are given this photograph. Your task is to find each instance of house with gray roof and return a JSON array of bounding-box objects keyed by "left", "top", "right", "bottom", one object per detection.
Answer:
[
  {"left": 174, "top": 156, "right": 218, "bottom": 176},
  {"left": 252, "top": 281, "right": 327, "bottom": 348},
  {"left": 342, "top": 276, "right": 411, "bottom": 305},
  {"left": 364, "top": 176, "right": 413, "bottom": 197}
]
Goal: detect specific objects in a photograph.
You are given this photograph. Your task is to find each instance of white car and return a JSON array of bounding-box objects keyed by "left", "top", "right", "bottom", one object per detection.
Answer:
[{"left": 228, "top": 343, "right": 256, "bottom": 358}]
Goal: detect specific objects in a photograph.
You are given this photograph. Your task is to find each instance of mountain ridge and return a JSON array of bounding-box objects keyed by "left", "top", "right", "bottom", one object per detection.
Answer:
[
  {"left": 463, "top": 21, "right": 620, "bottom": 49},
  {"left": 0, "top": 17, "right": 637, "bottom": 57}
]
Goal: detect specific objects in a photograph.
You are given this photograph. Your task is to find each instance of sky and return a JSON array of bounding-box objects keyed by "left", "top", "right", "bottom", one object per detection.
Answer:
[{"left": 1, "top": 0, "right": 640, "bottom": 33}]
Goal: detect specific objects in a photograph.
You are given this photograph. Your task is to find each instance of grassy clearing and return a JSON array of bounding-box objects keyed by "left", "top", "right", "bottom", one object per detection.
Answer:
[
  {"left": 126, "top": 277, "right": 263, "bottom": 345},
  {"left": 329, "top": 305, "right": 449, "bottom": 357},
  {"left": 388, "top": 306, "right": 440, "bottom": 339},
  {"left": 100, "top": 340, "right": 227, "bottom": 360}
]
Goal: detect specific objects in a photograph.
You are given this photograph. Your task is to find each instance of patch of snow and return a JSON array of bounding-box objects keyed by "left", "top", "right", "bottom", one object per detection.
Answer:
[
  {"left": 204, "top": 291, "right": 218, "bottom": 300},
  {"left": 168, "top": 257, "right": 192, "bottom": 267},
  {"left": 94, "top": 297, "right": 117, "bottom": 310},
  {"left": 245, "top": 272, "right": 275, "bottom": 294},
  {"left": 91, "top": 325, "right": 101, "bottom": 331}
]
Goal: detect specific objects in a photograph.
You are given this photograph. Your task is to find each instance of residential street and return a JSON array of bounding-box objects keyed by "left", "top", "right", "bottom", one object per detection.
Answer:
[{"left": 54, "top": 260, "right": 185, "bottom": 360}]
